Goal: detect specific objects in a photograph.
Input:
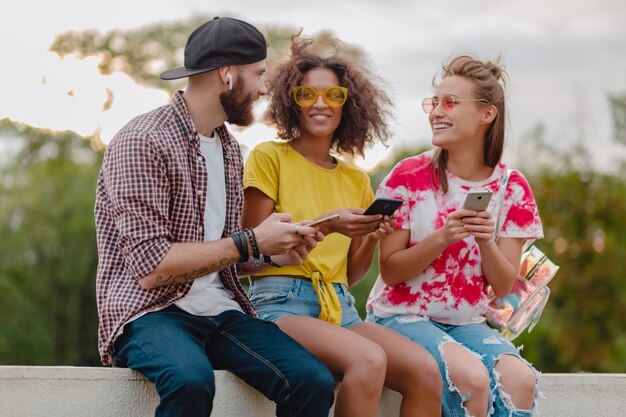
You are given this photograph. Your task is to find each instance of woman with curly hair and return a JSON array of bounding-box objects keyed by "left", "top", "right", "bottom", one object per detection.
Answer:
[
  {"left": 366, "top": 55, "right": 542, "bottom": 417},
  {"left": 242, "top": 37, "right": 442, "bottom": 417}
]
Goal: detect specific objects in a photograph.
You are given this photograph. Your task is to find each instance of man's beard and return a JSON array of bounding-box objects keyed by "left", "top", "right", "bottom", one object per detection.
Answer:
[{"left": 219, "top": 79, "right": 256, "bottom": 127}]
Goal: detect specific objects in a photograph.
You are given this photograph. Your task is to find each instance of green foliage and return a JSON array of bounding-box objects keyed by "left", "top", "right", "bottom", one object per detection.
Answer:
[
  {"left": 0, "top": 119, "right": 102, "bottom": 365},
  {"left": 514, "top": 142, "right": 626, "bottom": 372}
]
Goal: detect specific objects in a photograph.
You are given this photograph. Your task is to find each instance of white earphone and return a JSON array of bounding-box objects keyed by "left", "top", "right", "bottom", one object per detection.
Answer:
[{"left": 226, "top": 72, "right": 233, "bottom": 91}]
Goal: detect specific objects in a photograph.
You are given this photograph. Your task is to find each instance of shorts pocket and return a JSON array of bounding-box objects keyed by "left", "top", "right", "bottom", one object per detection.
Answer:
[
  {"left": 249, "top": 287, "right": 294, "bottom": 307},
  {"left": 338, "top": 286, "right": 356, "bottom": 307},
  {"left": 347, "top": 292, "right": 357, "bottom": 307}
]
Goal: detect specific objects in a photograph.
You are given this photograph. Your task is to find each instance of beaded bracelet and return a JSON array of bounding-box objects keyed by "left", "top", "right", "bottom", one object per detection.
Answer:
[
  {"left": 231, "top": 231, "right": 249, "bottom": 262},
  {"left": 243, "top": 228, "right": 260, "bottom": 259}
]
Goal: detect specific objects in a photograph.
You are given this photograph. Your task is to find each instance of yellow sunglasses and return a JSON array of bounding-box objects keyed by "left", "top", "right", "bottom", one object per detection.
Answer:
[{"left": 292, "top": 86, "right": 348, "bottom": 108}]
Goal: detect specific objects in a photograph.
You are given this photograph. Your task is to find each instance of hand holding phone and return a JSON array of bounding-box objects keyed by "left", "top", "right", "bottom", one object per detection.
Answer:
[
  {"left": 462, "top": 191, "right": 493, "bottom": 212},
  {"left": 362, "top": 198, "right": 403, "bottom": 216}
]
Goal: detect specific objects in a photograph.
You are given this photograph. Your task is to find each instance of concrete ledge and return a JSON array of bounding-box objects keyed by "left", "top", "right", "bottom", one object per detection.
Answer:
[{"left": 0, "top": 366, "right": 625, "bottom": 416}]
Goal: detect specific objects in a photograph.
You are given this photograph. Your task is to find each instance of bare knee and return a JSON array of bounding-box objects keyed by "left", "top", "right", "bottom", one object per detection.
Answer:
[
  {"left": 358, "top": 343, "right": 387, "bottom": 380},
  {"left": 458, "top": 362, "right": 490, "bottom": 396},
  {"left": 344, "top": 342, "right": 387, "bottom": 390},
  {"left": 442, "top": 343, "right": 490, "bottom": 397},
  {"left": 514, "top": 365, "right": 536, "bottom": 395},
  {"left": 495, "top": 355, "right": 536, "bottom": 408},
  {"left": 403, "top": 351, "right": 442, "bottom": 395}
]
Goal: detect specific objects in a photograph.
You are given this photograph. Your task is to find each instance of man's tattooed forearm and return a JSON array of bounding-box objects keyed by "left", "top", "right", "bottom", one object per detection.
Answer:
[
  {"left": 237, "top": 257, "right": 267, "bottom": 276},
  {"left": 155, "top": 257, "right": 237, "bottom": 285}
]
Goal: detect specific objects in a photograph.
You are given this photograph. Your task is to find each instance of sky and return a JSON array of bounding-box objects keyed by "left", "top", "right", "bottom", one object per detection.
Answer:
[{"left": 1, "top": 0, "right": 626, "bottom": 170}]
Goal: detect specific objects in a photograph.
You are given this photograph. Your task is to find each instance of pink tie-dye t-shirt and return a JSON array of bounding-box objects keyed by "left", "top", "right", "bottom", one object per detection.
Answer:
[{"left": 366, "top": 151, "right": 543, "bottom": 325}]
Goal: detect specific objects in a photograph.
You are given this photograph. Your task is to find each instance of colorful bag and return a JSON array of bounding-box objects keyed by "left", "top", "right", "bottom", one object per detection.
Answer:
[
  {"left": 484, "top": 170, "right": 559, "bottom": 340},
  {"left": 484, "top": 244, "right": 559, "bottom": 340}
]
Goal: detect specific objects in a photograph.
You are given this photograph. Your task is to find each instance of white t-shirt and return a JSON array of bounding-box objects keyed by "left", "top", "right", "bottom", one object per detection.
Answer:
[{"left": 175, "top": 131, "right": 243, "bottom": 316}]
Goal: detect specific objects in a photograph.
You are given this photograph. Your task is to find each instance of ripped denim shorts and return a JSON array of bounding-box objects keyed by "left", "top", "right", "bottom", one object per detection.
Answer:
[{"left": 366, "top": 312, "right": 540, "bottom": 417}]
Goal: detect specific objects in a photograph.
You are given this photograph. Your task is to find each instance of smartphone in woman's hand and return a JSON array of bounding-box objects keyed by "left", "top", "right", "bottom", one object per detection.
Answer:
[
  {"left": 462, "top": 191, "right": 493, "bottom": 211},
  {"left": 363, "top": 198, "right": 403, "bottom": 216}
]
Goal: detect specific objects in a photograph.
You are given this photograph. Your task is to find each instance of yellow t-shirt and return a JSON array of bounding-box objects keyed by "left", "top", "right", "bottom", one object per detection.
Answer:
[{"left": 244, "top": 141, "right": 374, "bottom": 285}]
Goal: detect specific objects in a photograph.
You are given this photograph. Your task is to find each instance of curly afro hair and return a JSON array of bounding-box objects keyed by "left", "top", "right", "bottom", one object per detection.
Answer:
[{"left": 264, "top": 36, "right": 392, "bottom": 157}]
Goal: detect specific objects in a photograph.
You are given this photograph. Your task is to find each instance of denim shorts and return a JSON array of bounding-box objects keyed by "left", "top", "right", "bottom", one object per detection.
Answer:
[
  {"left": 249, "top": 276, "right": 363, "bottom": 329},
  {"left": 366, "top": 312, "right": 539, "bottom": 417}
]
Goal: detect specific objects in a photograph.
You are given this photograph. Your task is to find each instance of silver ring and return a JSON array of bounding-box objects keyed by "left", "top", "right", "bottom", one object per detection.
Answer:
[{"left": 294, "top": 225, "right": 300, "bottom": 235}]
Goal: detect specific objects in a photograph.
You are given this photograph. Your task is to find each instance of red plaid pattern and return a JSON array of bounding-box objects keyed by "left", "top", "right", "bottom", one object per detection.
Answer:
[{"left": 95, "top": 91, "right": 255, "bottom": 365}]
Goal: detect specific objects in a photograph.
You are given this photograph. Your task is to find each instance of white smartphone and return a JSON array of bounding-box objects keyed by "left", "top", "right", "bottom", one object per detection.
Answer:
[
  {"left": 307, "top": 214, "right": 340, "bottom": 227},
  {"left": 462, "top": 191, "right": 493, "bottom": 211}
]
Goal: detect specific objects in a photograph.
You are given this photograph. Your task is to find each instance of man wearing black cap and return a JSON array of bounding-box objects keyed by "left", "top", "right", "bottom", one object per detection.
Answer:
[{"left": 95, "top": 17, "right": 335, "bottom": 417}]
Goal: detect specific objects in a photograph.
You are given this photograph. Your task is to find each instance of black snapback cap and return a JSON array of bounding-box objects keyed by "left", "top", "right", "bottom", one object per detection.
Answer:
[{"left": 160, "top": 16, "right": 267, "bottom": 80}]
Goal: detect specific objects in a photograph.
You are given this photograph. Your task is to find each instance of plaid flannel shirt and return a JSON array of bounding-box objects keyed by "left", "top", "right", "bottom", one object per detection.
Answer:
[{"left": 95, "top": 91, "right": 256, "bottom": 365}]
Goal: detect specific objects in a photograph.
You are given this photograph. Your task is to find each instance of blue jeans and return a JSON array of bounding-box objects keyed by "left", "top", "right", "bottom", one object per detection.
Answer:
[
  {"left": 367, "top": 313, "right": 539, "bottom": 417},
  {"left": 114, "top": 306, "right": 335, "bottom": 417},
  {"left": 249, "top": 276, "right": 363, "bottom": 328}
]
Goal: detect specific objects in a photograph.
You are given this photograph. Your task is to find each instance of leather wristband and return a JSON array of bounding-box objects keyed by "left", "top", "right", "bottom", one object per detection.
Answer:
[{"left": 231, "top": 231, "right": 249, "bottom": 262}]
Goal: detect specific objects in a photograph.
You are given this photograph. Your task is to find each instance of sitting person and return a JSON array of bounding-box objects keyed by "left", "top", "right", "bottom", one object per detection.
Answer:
[
  {"left": 242, "top": 36, "right": 442, "bottom": 417},
  {"left": 94, "top": 17, "right": 335, "bottom": 417},
  {"left": 366, "top": 54, "right": 543, "bottom": 417}
]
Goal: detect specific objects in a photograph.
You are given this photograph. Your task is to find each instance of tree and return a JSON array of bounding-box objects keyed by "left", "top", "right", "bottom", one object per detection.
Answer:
[
  {"left": 518, "top": 165, "right": 626, "bottom": 372},
  {"left": 50, "top": 17, "right": 364, "bottom": 95},
  {"left": 512, "top": 124, "right": 626, "bottom": 372},
  {"left": 0, "top": 119, "right": 102, "bottom": 365}
]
